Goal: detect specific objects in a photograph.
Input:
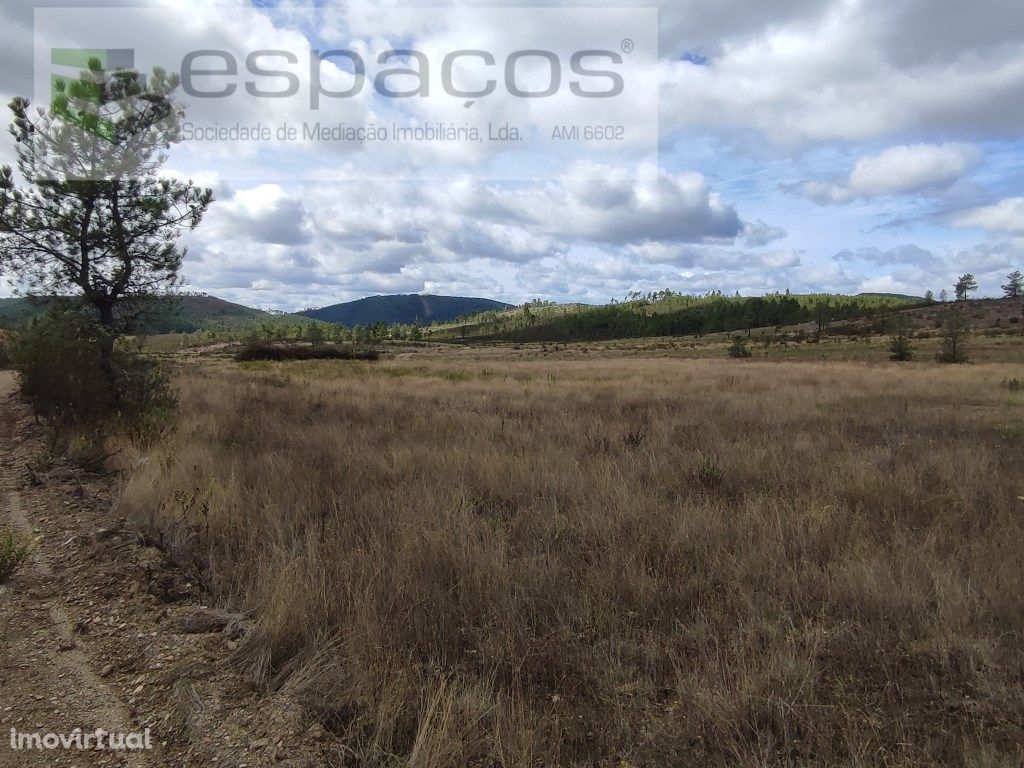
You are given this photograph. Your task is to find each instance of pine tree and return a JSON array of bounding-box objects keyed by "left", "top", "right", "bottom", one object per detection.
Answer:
[
  {"left": 0, "top": 58, "right": 211, "bottom": 331},
  {"left": 1002, "top": 270, "right": 1023, "bottom": 299},
  {"left": 936, "top": 307, "right": 969, "bottom": 364},
  {"left": 887, "top": 314, "right": 913, "bottom": 361},
  {"left": 954, "top": 274, "right": 978, "bottom": 302},
  {"left": 307, "top": 323, "right": 325, "bottom": 348}
]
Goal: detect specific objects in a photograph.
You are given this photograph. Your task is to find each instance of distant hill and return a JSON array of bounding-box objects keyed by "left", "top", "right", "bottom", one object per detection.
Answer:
[
  {"left": 141, "top": 295, "right": 270, "bottom": 333},
  {"left": 299, "top": 294, "right": 513, "bottom": 326},
  {"left": 0, "top": 294, "right": 270, "bottom": 333}
]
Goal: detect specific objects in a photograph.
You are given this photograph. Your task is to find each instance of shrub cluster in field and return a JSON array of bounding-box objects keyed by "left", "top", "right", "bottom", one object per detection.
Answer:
[
  {"left": 11, "top": 309, "right": 175, "bottom": 437},
  {"left": 727, "top": 334, "right": 752, "bottom": 358},
  {"left": 235, "top": 342, "right": 379, "bottom": 362},
  {"left": 119, "top": 358, "right": 1024, "bottom": 766}
]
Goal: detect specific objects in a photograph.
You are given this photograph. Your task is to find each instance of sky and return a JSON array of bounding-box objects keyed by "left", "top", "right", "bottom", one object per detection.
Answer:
[{"left": 1, "top": 0, "right": 1023, "bottom": 311}]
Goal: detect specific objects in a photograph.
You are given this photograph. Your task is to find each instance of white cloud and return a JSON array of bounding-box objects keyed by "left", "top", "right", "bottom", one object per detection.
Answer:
[
  {"left": 953, "top": 197, "right": 1024, "bottom": 234},
  {"left": 834, "top": 245, "right": 937, "bottom": 267},
  {"left": 856, "top": 275, "right": 921, "bottom": 296},
  {"left": 661, "top": 1, "right": 1024, "bottom": 145},
  {"left": 788, "top": 144, "right": 978, "bottom": 205},
  {"left": 847, "top": 144, "right": 978, "bottom": 196},
  {"left": 204, "top": 184, "right": 312, "bottom": 245},
  {"left": 177, "top": 164, "right": 761, "bottom": 307},
  {"left": 742, "top": 219, "right": 788, "bottom": 246},
  {"left": 785, "top": 180, "right": 853, "bottom": 206}
]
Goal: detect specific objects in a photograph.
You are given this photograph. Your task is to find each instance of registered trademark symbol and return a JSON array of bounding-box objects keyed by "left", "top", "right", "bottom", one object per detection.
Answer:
[{"left": 621, "top": 38, "right": 634, "bottom": 54}]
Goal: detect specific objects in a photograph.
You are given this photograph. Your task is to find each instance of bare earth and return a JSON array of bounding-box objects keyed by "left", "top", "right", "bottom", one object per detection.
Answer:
[{"left": 0, "top": 370, "right": 325, "bottom": 768}]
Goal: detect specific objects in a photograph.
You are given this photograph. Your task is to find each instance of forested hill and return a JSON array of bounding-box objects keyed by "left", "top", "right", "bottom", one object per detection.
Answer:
[
  {"left": 0, "top": 294, "right": 269, "bottom": 332},
  {"left": 298, "top": 294, "right": 512, "bottom": 326},
  {"left": 427, "top": 292, "right": 928, "bottom": 342}
]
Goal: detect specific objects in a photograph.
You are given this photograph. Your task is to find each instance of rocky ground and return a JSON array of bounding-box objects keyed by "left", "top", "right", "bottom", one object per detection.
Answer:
[{"left": 0, "top": 371, "right": 330, "bottom": 767}]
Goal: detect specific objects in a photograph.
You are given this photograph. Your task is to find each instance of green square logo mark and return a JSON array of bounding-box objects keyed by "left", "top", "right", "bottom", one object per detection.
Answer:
[{"left": 50, "top": 48, "right": 136, "bottom": 141}]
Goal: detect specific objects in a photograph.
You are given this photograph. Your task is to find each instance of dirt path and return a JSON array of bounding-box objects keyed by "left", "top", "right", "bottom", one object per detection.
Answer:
[
  {"left": 0, "top": 371, "right": 326, "bottom": 767},
  {"left": 1, "top": 369, "right": 147, "bottom": 767}
]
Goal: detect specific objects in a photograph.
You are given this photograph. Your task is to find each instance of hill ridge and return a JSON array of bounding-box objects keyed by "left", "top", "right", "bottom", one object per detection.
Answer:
[{"left": 298, "top": 294, "right": 513, "bottom": 326}]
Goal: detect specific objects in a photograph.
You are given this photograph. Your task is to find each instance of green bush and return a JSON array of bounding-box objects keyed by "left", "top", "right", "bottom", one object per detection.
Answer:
[
  {"left": 0, "top": 333, "right": 11, "bottom": 368},
  {"left": 0, "top": 526, "right": 30, "bottom": 583},
  {"left": 888, "top": 330, "right": 914, "bottom": 361},
  {"left": 727, "top": 335, "right": 752, "bottom": 358},
  {"left": 12, "top": 308, "right": 176, "bottom": 433}
]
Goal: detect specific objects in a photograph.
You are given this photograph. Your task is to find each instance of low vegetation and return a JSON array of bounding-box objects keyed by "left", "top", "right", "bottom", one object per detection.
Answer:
[
  {"left": 12, "top": 308, "right": 175, "bottom": 436},
  {"left": 727, "top": 334, "right": 752, "bottom": 358},
  {"left": 0, "top": 525, "right": 30, "bottom": 583},
  {"left": 120, "top": 354, "right": 1024, "bottom": 766},
  {"left": 0, "top": 330, "right": 11, "bottom": 368},
  {"left": 234, "top": 342, "right": 379, "bottom": 362}
]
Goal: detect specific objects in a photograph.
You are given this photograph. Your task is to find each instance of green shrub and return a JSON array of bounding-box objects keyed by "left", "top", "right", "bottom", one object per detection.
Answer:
[
  {"left": 12, "top": 308, "right": 176, "bottom": 433},
  {"left": 0, "top": 526, "right": 30, "bottom": 583},
  {"left": 0, "top": 333, "right": 11, "bottom": 368},
  {"left": 888, "top": 327, "right": 914, "bottom": 361},
  {"left": 1002, "top": 378, "right": 1023, "bottom": 392},
  {"left": 727, "top": 335, "right": 752, "bottom": 358}
]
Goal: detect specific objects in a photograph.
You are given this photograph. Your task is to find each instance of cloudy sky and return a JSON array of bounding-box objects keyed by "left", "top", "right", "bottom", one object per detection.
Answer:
[{"left": 2, "top": 0, "right": 1024, "bottom": 310}]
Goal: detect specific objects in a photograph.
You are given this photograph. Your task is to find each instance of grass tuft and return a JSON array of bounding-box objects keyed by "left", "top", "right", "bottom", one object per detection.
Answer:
[{"left": 0, "top": 525, "right": 30, "bottom": 583}]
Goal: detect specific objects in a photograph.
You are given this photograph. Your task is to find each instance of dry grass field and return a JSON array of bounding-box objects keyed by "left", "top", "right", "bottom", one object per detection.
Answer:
[{"left": 118, "top": 351, "right": 1024, "bottom": 766}]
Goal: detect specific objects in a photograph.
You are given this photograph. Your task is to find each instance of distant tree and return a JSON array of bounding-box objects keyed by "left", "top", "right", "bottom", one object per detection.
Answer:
[
  {"left": 813, "top": 301, "right": 830, "bottom": 341},
  {"left": 522, "top": 304, "right": 536, "bottom": 327},
  {"left": 939, "top": 289, "right": 948, "bottom": 303},
  {"left": 924, "top": 290, "right": 935, "bottom": 302},
  {"left": 954, "top": 274, "right": 978, "bottom": 301},
  {"left": 1002, "top": 270, "right": 1023, "bottom": 299},
  {"left": 727, "top": 335, "right": 752, "bottom": 358},
  {"left": 306, "top": 323, "right": 324, "bottom": 348},
  {"left": 887, "top": 314, "right": 914, "bottom": 361},
  {"left": 936, "top": 307, "right": 969, "bottom": 364}
]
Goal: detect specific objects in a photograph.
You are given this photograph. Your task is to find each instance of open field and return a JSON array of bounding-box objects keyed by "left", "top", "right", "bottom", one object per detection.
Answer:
[
  {"left": 115, "top": 348, "right": 1024, "bottom": 767},
  {"left": 140, "top": 325, "right": 1024, "bottom": 365}
]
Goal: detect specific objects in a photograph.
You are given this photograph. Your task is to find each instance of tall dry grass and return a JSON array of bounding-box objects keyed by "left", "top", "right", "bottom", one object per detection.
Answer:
[{"left": 119, "top": 356, "right": 1024, "bottom": 766}]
